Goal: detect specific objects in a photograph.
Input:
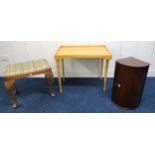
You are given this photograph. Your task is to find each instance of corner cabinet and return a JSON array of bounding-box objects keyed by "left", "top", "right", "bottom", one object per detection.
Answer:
[{"left": 111, "top": 57, "right": 150, "bottom": 109}]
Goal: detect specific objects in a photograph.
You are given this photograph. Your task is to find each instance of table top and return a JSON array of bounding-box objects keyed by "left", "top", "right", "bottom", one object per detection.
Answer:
[{"left": 55, "top": 45, "right": 112, "bottom": 59}]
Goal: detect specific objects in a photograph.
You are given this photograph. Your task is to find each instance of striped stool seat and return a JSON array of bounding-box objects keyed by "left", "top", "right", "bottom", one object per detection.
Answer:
[
  {"left": 4, "top": 59, "right": 55, "bottom": 108},
  {"left": 5, "top": 59, "right": 51, "bottom": 80}
]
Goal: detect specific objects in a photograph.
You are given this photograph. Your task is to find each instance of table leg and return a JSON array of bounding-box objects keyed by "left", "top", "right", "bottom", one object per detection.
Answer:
[
  {"left": 5, "top": 80, "right": 19, "bottom": 108},
  {"left": 103, "top": 60, "right": 109, "bottom": 92},
  {"left": 62, "top": 59, "right": 65, "bottom": 81},
  {"left": 56, "top": 60, "right": 63, "bottom": 93},
  {"left": 100, "top": 58, "right": 104, "bottom": 80}
]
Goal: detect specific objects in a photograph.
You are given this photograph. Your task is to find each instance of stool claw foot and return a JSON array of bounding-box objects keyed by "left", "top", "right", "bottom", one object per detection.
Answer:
[
  {"left": 5, "top": 80, "right": 19, "bottom": 108},
  {"left": 12, "top": 102, "right": 19, "bottom": 109}
]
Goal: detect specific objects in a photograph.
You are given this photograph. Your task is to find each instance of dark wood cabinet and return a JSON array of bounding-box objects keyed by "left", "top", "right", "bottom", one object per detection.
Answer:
[{"left": 111, "top": 57, "right": 150, "bottom": 109}]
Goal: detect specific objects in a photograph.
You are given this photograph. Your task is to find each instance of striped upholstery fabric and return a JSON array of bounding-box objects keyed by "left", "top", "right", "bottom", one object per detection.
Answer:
[{"left": 5, "top": 59, "right": 50, "bottom": 79}]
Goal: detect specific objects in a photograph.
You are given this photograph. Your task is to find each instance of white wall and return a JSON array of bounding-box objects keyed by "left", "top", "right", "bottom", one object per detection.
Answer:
[{"left": 0, "top": 41, "right": 155, "bottom": 77}]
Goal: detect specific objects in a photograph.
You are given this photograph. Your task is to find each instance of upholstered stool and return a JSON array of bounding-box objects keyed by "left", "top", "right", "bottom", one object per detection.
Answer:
[{"left": 4, "top": 59, "right": 55, "bottom": 108}]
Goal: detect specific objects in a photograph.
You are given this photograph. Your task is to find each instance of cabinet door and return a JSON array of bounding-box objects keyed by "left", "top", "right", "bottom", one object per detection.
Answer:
[
  {"left": 112, "top": 63, "right": 148, "bottom": 109},
  {"left": 112, "top": 63, "right": 128, "bottom": 108}
]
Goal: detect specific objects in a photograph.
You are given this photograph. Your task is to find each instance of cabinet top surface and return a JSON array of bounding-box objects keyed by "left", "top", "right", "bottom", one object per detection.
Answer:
[
  {"left": 55, "top": 45, "right": 112, "bottom": 59},
  {"left": 116, "top": 57, "right": 150, "bottom": 68}
]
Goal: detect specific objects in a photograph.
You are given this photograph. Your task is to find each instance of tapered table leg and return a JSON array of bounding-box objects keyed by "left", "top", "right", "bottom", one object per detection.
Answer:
[
  {"left": 100, "top": 58, "right": 104, "bottom": 80},
  {"left": 62, "top": 59, "right": 65, "bottom": 81},
  {"left": 103, "top": 60, "right": 109, "bottom": 92},
  {"left": 56, "top": 60, "right": 63, "bottom": 93}
]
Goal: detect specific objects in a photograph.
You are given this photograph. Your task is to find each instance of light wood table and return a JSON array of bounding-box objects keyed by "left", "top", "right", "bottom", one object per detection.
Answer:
[{"left": 55, "top": 45, "right": 112, "bottom": 93}]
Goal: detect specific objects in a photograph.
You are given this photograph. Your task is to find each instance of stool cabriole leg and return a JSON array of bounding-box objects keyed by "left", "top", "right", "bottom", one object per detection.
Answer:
[
  {"left": 13, "top": 82, "right": 19, "bottom": 94},
  {"left": 5, "top": 80, "right": 19, "bottom": 108},
  {"left": 47, "top": 70, "right": 55, "bottom": 97},
  {"left": 45, "top": 74, "right": 49, "bottom": 84}
]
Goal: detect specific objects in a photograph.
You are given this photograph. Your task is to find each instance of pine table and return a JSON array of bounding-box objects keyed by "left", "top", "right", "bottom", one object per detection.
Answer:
[{"left": 55, "top": 45, "right": 112, "bottom": 93}]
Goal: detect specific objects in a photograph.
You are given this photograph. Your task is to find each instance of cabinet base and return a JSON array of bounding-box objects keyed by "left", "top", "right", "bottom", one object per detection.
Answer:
[{"left": 111, "top": 99, "right": 140, "bottom": 110}]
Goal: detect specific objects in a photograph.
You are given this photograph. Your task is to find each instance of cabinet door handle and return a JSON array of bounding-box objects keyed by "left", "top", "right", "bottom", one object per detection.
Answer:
[
  {"left": 115, "top": 83, "right": 121, "bottom": 88},
  {"left": 118, "top": 84, "right": 121, "bottom": 88}
]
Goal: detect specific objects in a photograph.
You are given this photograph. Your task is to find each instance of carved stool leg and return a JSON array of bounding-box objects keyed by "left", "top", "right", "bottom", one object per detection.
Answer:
[
  {"left": 45, "top": 74, "right": 49, "bottom": 84},
  {"left": 12, "top": 83, "right": 19, "bottom": 94},
  {"left": 5, "top": 80, "right": 19, "bottom": 108},
  {"left": 47, "top": 70, "right": 55, "bottom": 97}
]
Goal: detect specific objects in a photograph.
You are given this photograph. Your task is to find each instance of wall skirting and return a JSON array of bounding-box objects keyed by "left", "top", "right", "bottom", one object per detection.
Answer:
[{"left": 52, "top": 70, "right": 155, "bottom": 77}]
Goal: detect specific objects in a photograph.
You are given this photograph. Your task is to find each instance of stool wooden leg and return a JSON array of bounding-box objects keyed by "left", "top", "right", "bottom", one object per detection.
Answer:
[
  {"left": 47, "top": 70, "right": 55, "bottom": 97},
  {"left": 13, "top": 83, "right": 19, "bottom": 94},
  {"left": 5, "top": 80, "right": 19, "bottom": 108},
  {"left": 45, "top": 74, "right": 49, "bottom": 84}
]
